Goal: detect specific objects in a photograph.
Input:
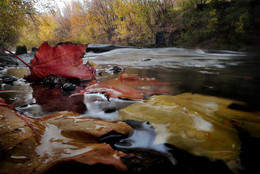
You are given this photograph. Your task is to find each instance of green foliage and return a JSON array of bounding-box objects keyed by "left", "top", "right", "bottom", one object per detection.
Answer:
[
  {"left": 0, "top": 0, "right": 35, "bottom": 47},
  {"left": 3, "top": 0, "right": 255, "bottom": 50},
  {"left": 177, "top": 0, "right": 253, "bottom": 49}
]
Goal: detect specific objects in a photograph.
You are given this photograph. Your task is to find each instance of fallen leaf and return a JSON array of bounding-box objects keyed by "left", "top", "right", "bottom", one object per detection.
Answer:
[
  {"left": 119, "top": 94, "right": 246, "bottom": 167},
  {"left": 77, "top": 73, "right": 171, "bottom": 100},
  {"left": 166, "top": 93, "right": 260, "bottom": 137},
  {"left": 0, "top": 98, "right": 131, "bottom": 173},
  {"left": 25, "top": 42, "right": 95, "bottom": 80}
]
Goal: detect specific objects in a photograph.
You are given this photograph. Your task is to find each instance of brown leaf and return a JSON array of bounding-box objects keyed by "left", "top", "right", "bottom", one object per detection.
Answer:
[
  {"left": 0, "top": 98, "right": 131, "bottom": 173},
  {"left": 78, "top": 73, "right": 171, "bottom": 100}
]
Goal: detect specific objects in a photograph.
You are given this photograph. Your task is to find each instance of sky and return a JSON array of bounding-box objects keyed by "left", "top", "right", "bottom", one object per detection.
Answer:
[{"left": 35, "top": 0, "right": 83, "bottom": 13}]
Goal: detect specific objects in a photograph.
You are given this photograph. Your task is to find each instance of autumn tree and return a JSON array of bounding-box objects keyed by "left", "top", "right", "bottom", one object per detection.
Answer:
[
  {"left": 0, "top": 0, "right": 35, "bottom": 47},
  {"left": 84, "top": 0, "right": 117, "bottom": 42}
]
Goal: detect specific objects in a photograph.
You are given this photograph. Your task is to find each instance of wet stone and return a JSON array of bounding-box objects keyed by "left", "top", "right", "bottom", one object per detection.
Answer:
[
  {"left": 109, "top": 65, "right": 124, "bottom": 74},
  {"left": 62, "top": 83, "right": 76, "bottom": 91},
  {"left": 104, "top": 108, "right": 117, "bottom": 113},
  {"left": 31, "top": 47, "right": 37, "bottom": 52},
  {"left": 15, "top": 45, "right": 27, "bottom": 55},
  {"left": 143, "top": 58, "right": 152, "bottom": 61},
  {"left": 2, "top": 75, "right": 17, "bottom": 84},
  {"left": 121, "top": 149, "right": 176, "bottom": 174},
  {"left": 42, "top": 75, "right": 66, "bottom": 88}
]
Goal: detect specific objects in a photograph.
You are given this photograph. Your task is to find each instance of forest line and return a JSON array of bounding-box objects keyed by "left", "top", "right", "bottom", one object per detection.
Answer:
[{"left": 1, "top": 0, "right": 258, "bottom": 50}]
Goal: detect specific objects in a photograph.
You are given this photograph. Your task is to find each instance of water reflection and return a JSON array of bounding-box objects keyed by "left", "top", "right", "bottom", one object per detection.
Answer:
[
  {"left": 30, "top": 83, "right": 86, "bottom": 114},
  {"left": 0, "top": 79, "right": 33, "bottom": 107}
]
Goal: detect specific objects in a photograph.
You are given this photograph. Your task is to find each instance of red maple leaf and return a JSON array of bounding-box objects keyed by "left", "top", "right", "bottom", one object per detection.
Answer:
[{"left": 24, "top": 42, "right": 95, "bottom": 80}]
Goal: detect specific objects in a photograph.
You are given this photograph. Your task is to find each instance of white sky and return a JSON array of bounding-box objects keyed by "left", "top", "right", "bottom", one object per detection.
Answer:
[{"left": 35, "top": 0, "right": 84, "bottom": 13}]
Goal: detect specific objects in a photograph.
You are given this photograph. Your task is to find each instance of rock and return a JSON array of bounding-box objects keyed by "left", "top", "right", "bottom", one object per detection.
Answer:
[
  {"left": 155, "top": 31, "right": 166, "bottom": 47},
  {"left": 109, "top": 65, "right": 125, "bottom": 74},
  {"left": 32, "top": 47, "right": 38, "bottom": 52},
  {"left": 1, "top": 75, "right": 18, "bottom": 84},
  {"left": 86, "top": 45, "right": 129, "bottom": 53},
  {"left": 143, "top": 58, "right": 152, "bottom": 61},
  {"left": 62, "top": 83, "right": 76, "bottom": 91},
  {"left": 42, "top": 75, "right": 66, "bottom": 89},
  {"left": 15, "top": 45, "right": 27, "bottom": 55}
]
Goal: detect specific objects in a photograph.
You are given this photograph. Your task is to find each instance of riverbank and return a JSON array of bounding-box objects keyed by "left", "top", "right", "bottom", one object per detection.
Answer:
[{"left": 9, "top": 0, "right": 258, "bottom": 53}]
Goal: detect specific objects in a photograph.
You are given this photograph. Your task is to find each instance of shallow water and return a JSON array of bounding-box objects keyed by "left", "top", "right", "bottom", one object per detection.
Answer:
[
  {"left": 2, "top": 46, "right": 259, "bottom": 126},
  {"left": 84, "top": 47, "right": 259, "bottom": 106},
  {"left": 1, "top": 47, "right": 259, "bottom": 173}
]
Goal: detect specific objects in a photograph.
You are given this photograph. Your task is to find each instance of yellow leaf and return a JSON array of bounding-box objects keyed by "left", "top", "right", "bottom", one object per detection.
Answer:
[{"left": 119, "top": 93, "right": 249, "bottom": 164}]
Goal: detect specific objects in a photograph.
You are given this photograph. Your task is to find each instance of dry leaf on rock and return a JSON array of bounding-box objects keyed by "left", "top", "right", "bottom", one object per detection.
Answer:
[{"left": 0, "top": 98, "right": 131, "bottom": 174}]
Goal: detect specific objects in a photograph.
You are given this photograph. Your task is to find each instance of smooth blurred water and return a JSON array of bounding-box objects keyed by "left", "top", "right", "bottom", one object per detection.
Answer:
[
  {"left": 8, "top": 47, "right": 260, "bottom": 112},
  {"left": 83, "top": 47, "right": 259, "bottom": 107}
]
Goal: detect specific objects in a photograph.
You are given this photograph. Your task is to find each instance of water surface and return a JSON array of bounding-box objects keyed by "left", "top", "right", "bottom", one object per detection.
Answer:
[
  {"left": 1, "top": 46, "right": 259, "bottom": 173},
  {"left": 2, "top": 47, "right": 259, "bottom": 116}
]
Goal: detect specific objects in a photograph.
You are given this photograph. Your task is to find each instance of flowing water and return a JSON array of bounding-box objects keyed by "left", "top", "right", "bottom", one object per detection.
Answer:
[
  {"left": 85, "top": 47, "right": 259, "bottom": 106},
  {"left": 1, "top": 46, "right": 259, "bottom": 173}
]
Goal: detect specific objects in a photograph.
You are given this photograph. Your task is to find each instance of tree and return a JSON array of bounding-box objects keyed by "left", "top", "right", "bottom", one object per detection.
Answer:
[
  {"left": 196, "top": 0, "right": 207, "bottom": 10},
  {"left": 0, "top": 0, "right": 35, "bottom": 47},
  {"left": 85, "top": 0, "right": 117, "bottom": 42}
]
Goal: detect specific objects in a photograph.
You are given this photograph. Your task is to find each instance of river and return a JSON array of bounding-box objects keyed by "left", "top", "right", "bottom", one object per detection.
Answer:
[
  {"left": 1, "top": 46, "right": 259, "bottom": 174},
  {"left": 85, "top": 47, "right": 260, "bottom": 107}
]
